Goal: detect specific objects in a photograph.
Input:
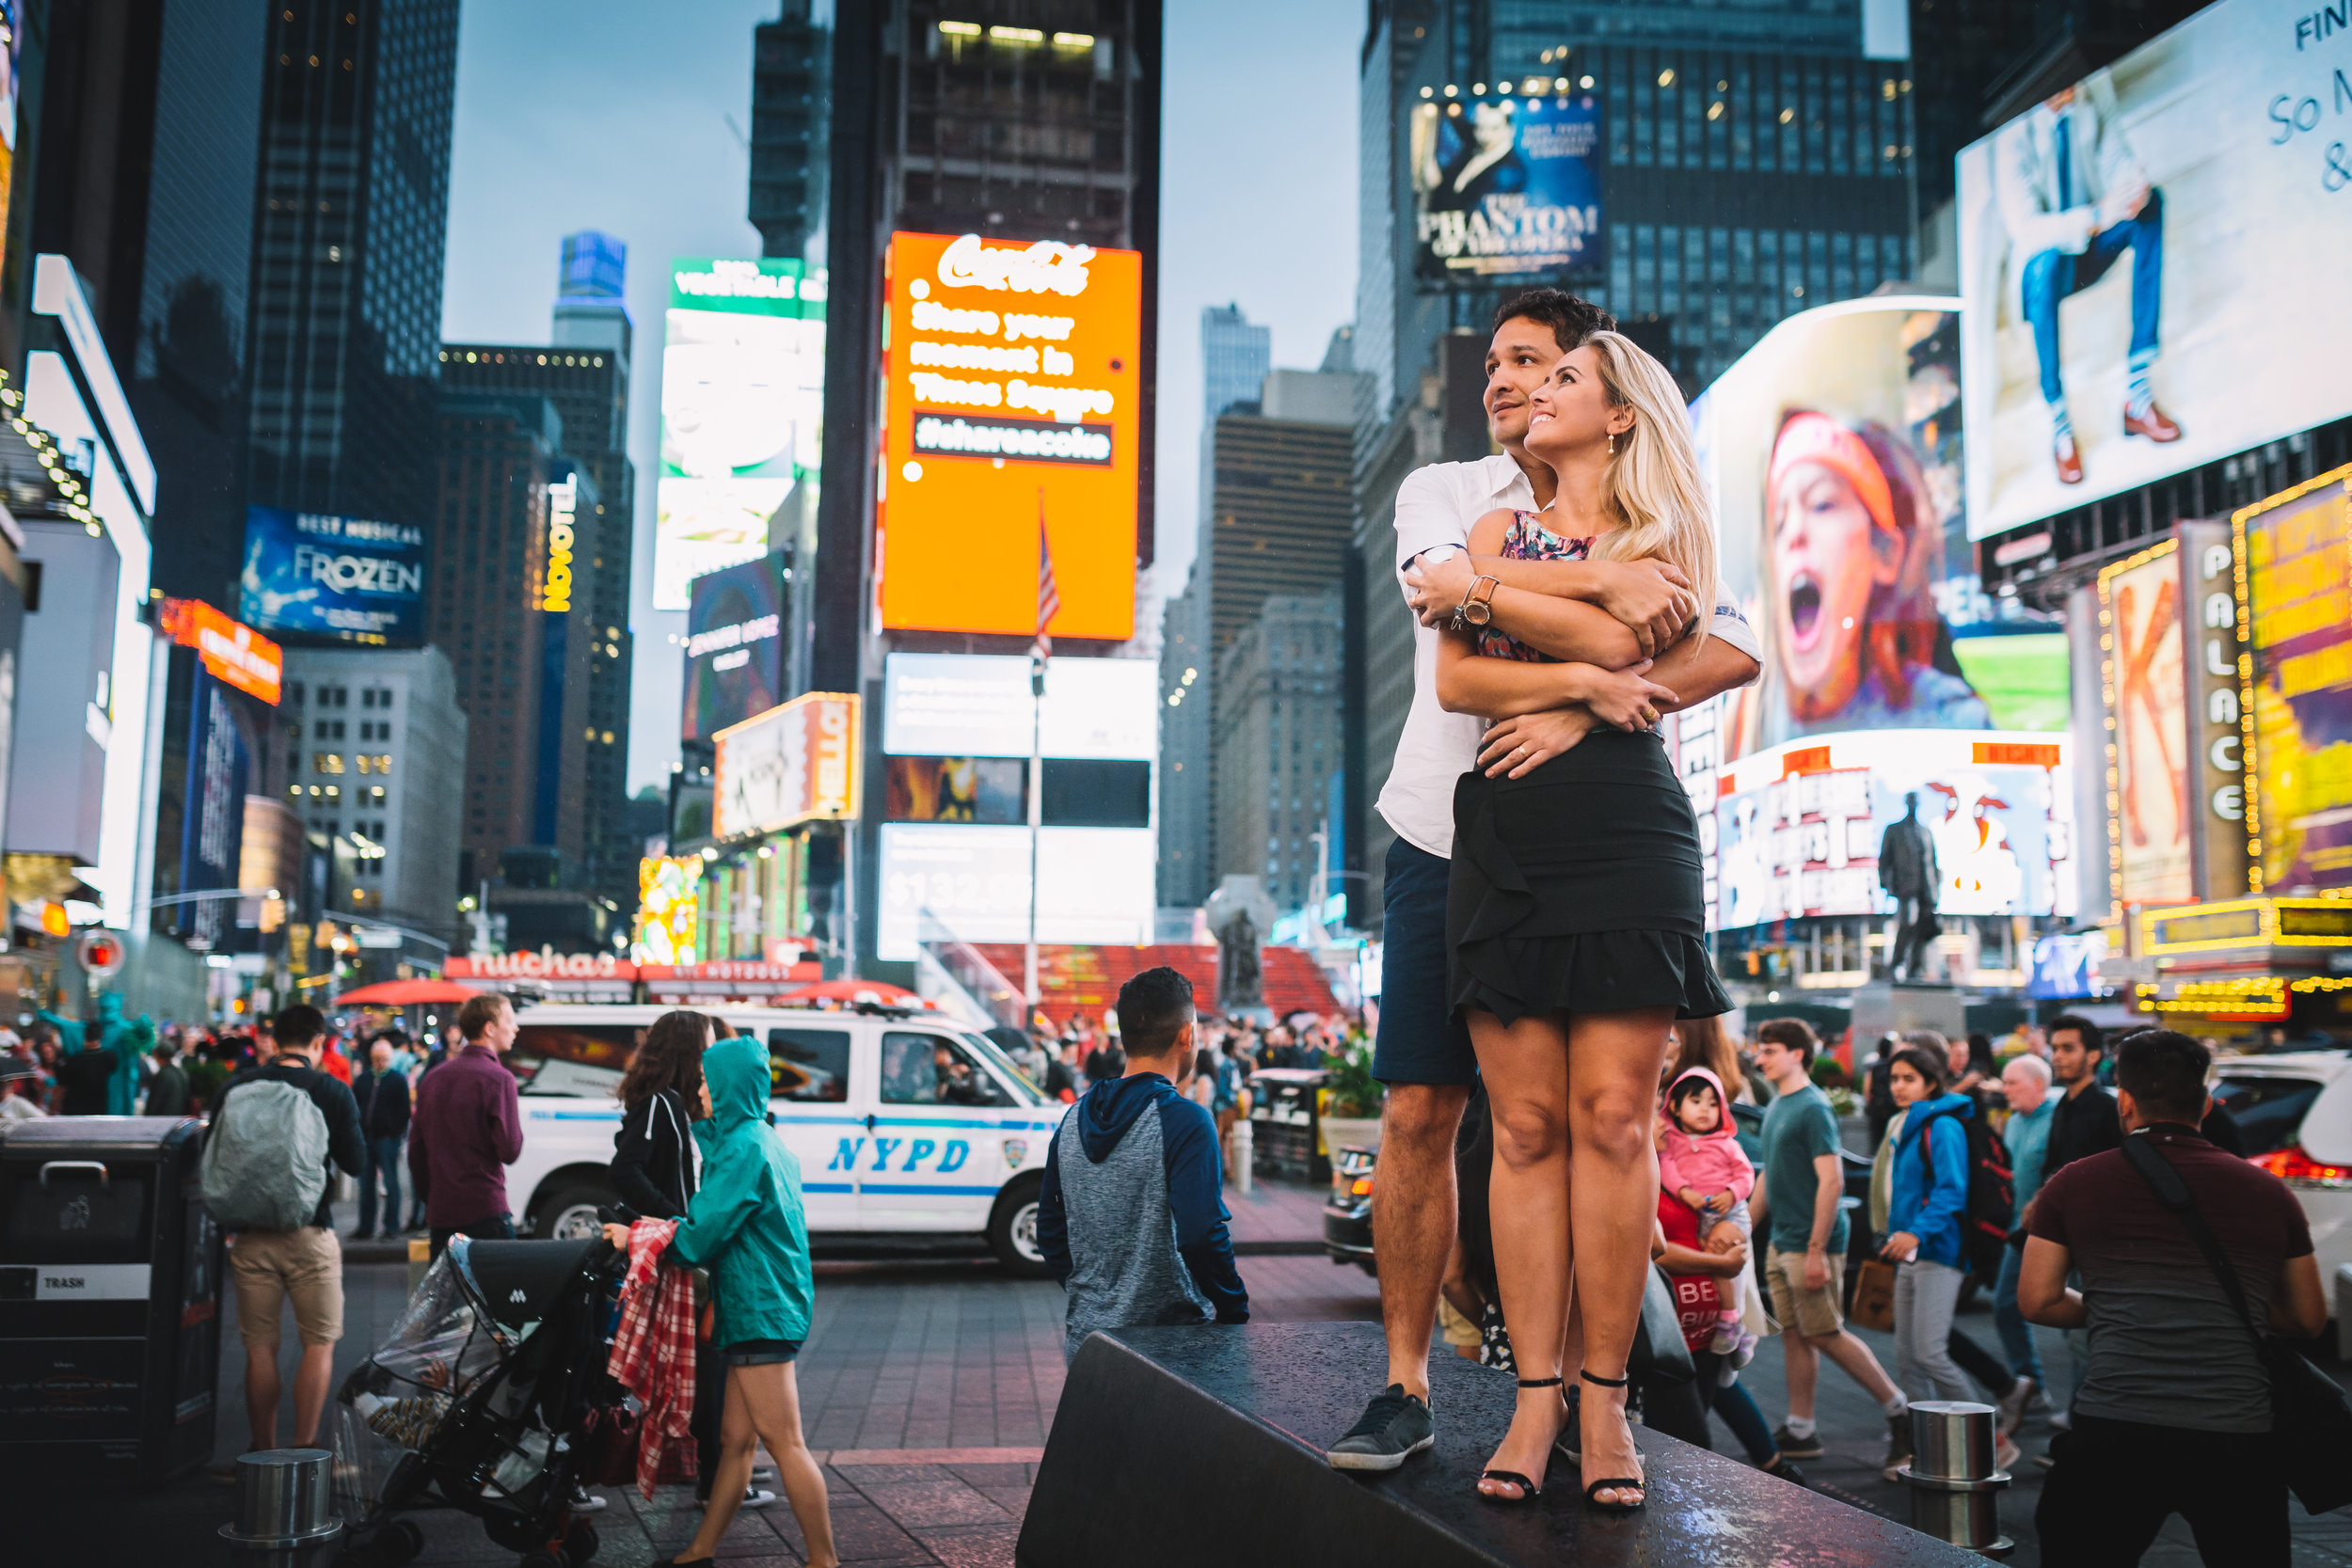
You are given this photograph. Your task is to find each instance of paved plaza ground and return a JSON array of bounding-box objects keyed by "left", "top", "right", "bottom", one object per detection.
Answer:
[{"left": 25, "top": 1177, "right": 2352, "bottom": 1566}]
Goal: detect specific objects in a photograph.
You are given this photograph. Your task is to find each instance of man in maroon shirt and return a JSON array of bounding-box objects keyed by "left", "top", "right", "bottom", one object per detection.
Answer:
[
  {"left": 2020, "top": 1028, "right": 2328, "bottom": 1565},
  {"left": 408, "top": 992, "right": 525, "bottom": 1259}
]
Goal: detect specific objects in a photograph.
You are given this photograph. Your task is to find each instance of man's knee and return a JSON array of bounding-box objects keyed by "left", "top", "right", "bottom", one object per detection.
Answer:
[{"left": 1381, "top": 1082, "right": 1469, "bottom": 1153}]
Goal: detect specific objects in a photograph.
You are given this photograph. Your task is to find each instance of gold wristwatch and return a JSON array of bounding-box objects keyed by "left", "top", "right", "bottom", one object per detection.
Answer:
[{"left": 1451, "top": 575, "right": 1500, "bottom": 630}]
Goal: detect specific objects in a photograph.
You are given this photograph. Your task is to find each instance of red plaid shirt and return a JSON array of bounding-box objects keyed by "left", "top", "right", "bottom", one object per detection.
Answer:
[{"left": 605, "top": 1217, "right": 697, "bottom": 1498}]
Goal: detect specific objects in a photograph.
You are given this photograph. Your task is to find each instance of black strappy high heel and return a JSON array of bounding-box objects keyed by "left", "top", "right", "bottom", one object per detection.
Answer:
[
  {"left": 1578, "top": 1370, "right": 1647, "bottom": 1514},
  {"left": 1477, "top": 1376, "right": 1564, "bottom": 1504}
]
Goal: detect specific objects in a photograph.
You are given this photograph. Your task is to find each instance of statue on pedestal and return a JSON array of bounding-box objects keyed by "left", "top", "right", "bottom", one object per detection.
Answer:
[
  {"left": 1205, "top": 876, "right": 1277, "bottom": 1018},
  {"left": 1880, "top": 792, "right": 1942, "bottom": 983}
]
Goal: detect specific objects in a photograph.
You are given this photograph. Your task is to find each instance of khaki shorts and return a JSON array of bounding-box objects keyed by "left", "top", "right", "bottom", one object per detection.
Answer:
[
  {"left": 1765, "top": 1245, "right": 1845, "bottom": 1339},
  {"left": 229, "top": 1227, "right": 344, "bottom": 1349}
]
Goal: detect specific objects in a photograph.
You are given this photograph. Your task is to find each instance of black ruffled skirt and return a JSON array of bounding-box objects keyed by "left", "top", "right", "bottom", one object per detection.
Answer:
[{"left": 1447, "top": 728, "right": 1731, "bottom": 1026}]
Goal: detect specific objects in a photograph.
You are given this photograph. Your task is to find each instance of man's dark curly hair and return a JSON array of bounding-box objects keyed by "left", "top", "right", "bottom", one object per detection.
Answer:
[{"left": 1491, "top": 288, "right": 1617, "bottom": 352}]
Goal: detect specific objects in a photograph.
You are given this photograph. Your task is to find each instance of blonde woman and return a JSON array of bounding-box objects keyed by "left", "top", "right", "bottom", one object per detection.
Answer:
[{"left": 1435, "top": 330, "right": 1735, "bottom": 1514}]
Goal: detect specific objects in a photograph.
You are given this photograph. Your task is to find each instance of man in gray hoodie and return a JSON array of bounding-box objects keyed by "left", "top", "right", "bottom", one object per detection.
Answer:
[{"left": 1037, "top": 966, "right": 1248, "bottom": 1360}]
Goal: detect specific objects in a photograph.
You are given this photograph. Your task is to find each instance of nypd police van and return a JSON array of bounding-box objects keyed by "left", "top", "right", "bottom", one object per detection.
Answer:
[{"left": 499, "top": 1003, "right": 1063, "bottom": 1273}]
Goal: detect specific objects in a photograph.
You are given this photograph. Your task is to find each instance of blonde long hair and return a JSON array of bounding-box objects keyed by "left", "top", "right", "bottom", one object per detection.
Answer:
[{"left": 1580, "top": 329, "right": 1719, "bottom": 645}]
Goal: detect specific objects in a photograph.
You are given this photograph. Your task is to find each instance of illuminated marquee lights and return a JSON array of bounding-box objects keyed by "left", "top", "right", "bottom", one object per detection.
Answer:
[{"left": 542, "top": 477, "right": 577, "bottom": 613}]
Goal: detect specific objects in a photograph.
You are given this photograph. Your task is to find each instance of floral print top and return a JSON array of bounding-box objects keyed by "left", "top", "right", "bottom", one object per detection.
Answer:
[{"left": 1476, "top": 510, "right": 1594, "bottom": 661}]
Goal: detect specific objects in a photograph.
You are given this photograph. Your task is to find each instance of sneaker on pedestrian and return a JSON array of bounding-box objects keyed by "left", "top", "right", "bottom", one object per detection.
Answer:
[
  {"left": 568, "top": 1482, "right": 607, "bottom": 1513},
  {"left": 2032, "top": 1444, "right": 2058, "bottom": 1470},
  {"left": 1327, "top": 1384, "right": 1436, "bottom": 1470},
  {"left": 1771, "top": 1424, "right": 1824, "bottom": 1460},
  {"left": 1763, "top": 1454, "right": 1809, "bottom": 1488},
  {"left": 1882, "top": 1412, "right": 1915, "bottom": 1481},
  {"left": 737, "top": 1486, "right": 777, "bottom": 1510},
  {"left": 1994, "top": 1376, "right": 2036, "bottom": 1438},
  {"left": 1731, "top": 1328, "right": 1757, "bottom": 1370},
  {"left": 1708, "top": 1321, "right": 1741, "bottom": 1355},
  {"left": 750, "top": 1464, "right": 775, "bottom": 1483},
  {"left": 1994, "top": 1435, "right": 2021, "bottom": 1473},
  {"left": 2045, "top": 1408, "right": 2072, "bottom": 1433}
]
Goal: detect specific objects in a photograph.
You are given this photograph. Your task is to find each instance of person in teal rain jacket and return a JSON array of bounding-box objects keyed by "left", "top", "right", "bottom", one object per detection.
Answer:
[
  {"left": 608, "top": 1033, "right": 835, "bottom": 1568},
  {"left": 1881, "top": 1046, "right": 1976, "bottom": 1408}
]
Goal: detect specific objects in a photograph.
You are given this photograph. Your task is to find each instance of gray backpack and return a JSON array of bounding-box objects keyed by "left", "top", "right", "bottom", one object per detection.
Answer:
[{"left": 201, "top": 1077, "right": 329, "bottom": 1231}]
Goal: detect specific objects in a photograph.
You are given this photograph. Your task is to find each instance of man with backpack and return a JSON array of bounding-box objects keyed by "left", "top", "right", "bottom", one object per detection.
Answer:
[{"left": 204, "top": 1005, "right": 364, "bottom": 1458}]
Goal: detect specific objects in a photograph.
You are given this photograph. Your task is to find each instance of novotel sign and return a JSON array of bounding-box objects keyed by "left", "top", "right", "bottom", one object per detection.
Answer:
[{"left": 541, "top": 477, "right": 577, "bottom": 613}]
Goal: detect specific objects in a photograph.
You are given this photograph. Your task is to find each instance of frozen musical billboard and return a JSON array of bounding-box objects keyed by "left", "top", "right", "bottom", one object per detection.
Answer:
[{"left": 878, "top": 231, "right": 1143, "bottom": 640}]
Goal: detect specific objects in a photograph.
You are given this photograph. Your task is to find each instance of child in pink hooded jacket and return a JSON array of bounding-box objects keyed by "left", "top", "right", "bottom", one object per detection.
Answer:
[{"left": 1661, "top": 1065, "right": 1754, "bottom": 1356}]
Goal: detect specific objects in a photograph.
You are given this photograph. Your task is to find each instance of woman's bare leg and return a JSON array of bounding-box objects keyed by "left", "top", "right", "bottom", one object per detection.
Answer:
[
  {"left": 1568, "top": 1005, "right": 1677, "bottom": 1508},
  {"left": 728, "top": 1362, "right": 837, "bottom": 1568},
  {"left": 677, "top": 1367, "right": 759, "bottom": 1560},
  {"left": 1469, "top": 1008, "right": 1572, "bottom": 1499}
]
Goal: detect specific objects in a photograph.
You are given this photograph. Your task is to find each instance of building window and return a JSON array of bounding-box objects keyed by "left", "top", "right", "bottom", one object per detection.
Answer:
[{"left": 314, "top": 752, "right": 344, "bottom": 774}]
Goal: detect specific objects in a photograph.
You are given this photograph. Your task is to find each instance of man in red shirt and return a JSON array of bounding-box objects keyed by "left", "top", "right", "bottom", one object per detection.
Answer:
[
  {"left": 408, "top": 992, "right": 525, "bottom": 1259},
  {"left": 2021, "top": 1028, "right": 2328, "bottom": 1565}
]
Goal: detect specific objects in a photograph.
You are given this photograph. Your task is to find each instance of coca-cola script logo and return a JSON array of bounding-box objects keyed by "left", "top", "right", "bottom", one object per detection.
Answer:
[{"left": 934, "top": 234, "right": 1094, "bottom": 298}]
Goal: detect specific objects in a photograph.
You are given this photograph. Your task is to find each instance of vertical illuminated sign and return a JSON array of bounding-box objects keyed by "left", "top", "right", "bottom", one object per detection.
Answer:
[
  {"left": 879, "top": 232, "right": 1142, "bottom": 639},
  {"left": 541, "top": 476, "right": 576, "bottom": 612}
]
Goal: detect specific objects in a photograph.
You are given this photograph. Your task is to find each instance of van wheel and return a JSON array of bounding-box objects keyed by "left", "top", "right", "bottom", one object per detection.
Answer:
[
  {"left": 988, "top": 1172, "right": 1050, "bottom": 1277},
  {"left": 534, "top": 1181, "right": 616, "bottom": 1241}
]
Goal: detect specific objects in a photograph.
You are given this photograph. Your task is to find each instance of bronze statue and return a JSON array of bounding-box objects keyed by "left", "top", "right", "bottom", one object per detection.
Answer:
[
  {"left": 1216, "top": 907, "right": 1263, "bottom": 1014},
  {"left": 1880, "top": 791, "right": 1941, "bottom": 982}
]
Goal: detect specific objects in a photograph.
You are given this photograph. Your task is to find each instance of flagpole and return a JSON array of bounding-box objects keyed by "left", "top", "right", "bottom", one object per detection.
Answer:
[
  {"left": 1025, "top": 489, "right": 1051, "bottom": 1022},
  {"left": 1025, "top": 653, "right": 1042, "bottom": 1016}
]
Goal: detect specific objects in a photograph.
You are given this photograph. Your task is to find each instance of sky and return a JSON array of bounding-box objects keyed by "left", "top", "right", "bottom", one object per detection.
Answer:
[{"left": 439, "top": 0, "right": 1361, "bottom": 796}]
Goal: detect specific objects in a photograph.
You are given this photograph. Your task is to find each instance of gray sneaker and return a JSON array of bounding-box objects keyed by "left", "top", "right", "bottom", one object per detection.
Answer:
[{"left": 1327, "top": 1384, "right": 1435, "bottom": 1470}]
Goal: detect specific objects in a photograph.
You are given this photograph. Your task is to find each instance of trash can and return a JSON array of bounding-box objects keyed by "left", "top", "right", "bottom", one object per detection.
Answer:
[
  {"left": 1248, "top": 1069, "right": 1329, "bottom": 1184},
  {"left": 0, "top": 1117, "right": 223, "bottom": 1484}
]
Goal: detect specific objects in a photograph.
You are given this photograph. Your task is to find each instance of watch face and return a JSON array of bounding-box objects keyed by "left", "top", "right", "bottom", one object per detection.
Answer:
[{"left": 1463, "top": 600, "right": 1492, "bottom": 626}]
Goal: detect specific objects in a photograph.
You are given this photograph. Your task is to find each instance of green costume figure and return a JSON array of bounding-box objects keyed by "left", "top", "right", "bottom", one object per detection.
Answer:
[{"left": 40, "top": 993, "right": 157, "bottom": 1115}]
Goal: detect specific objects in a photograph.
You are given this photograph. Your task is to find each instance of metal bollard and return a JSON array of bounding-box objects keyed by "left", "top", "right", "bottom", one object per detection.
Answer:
[
  {"left": 1227, "top": 1117, "right": 1253, "bottom": 1195},
  {"left": 1895, "top": 1401, "right": 2011, "bottom": 1559},
  {"left": 219, "top": 1447, "right": 344, "bottom": 1562}
]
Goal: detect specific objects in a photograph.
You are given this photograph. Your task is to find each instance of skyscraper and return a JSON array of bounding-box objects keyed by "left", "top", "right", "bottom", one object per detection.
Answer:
[
  {"left": 245, "top": 0, "right": 459, "bottom": 544},
  {"left": 423, "top": 386, "right": 576, "bottom": 888},
  {"left": 29, "top": 0, "right": 272, "bottom": 609},
  {"left": 772, "top": 1, "right": 1164, "bottom": 972},
  {"left": 750, "top": 0, "right": 828, "bottom": 261},
  {"left": 1200, "top": 303, "right": 1270, "bottom": 420},
  {"left": 440, "top": 236, "right": 640, "bottom": 910},
  {"left": 1214, "top": 588, "right": 1343, "bottom": 911}
]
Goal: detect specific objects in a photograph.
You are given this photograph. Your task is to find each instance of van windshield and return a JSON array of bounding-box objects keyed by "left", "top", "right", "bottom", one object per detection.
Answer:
[{"left": 956, "top": 1029, "right": 1051, "bottom": 1107}]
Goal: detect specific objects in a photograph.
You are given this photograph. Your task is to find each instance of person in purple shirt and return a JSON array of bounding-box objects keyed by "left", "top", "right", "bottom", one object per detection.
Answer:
[{"left": 408, "top": 992, "right": 525, "bottom": 1259}]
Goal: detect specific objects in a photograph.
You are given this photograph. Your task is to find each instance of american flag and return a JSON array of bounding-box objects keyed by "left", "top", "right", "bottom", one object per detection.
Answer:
[{"left": 1031, "top": 495, "right": 1059, "bottom": 669}]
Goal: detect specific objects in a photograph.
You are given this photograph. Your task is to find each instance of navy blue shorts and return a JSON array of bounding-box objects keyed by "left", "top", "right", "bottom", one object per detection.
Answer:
[
  {"left": 725, "top": 1338, "right": 803, "bottom": 1368},
  {"left": 1373, "top": 836, "right": 1477, "bottom": 1085}
]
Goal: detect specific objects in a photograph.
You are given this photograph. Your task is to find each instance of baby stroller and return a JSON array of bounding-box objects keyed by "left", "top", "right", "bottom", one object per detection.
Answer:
[{"left": 332, "top": 1235, "right": 628, "bottom": 1567}]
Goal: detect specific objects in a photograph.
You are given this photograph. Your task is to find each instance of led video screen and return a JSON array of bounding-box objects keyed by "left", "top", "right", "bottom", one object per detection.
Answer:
[
  {"left": 1690, "top": 295, "right": 2067, "bottom": 764},
  {"left": 655, "top": 258, "right": 824, "bottom": 610},
  {"left": 1958, "top": 0, "right": 2352, "bottom": 539}
]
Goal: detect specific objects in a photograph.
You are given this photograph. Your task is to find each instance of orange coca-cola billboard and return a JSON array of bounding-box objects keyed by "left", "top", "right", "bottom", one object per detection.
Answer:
[{"left": 877, "top": 230, "right": 1143, "bottom": 640}]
